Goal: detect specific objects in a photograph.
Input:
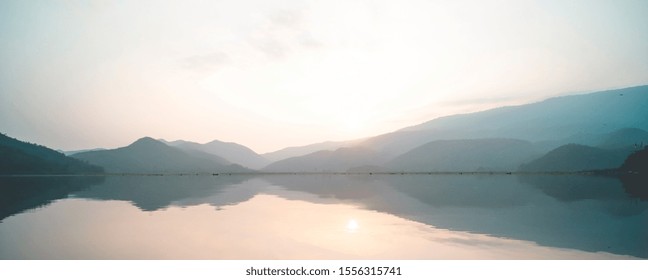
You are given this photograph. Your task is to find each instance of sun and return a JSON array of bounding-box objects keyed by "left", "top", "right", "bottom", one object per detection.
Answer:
[
  {"left": 340, "top": 112, "right": 372, "bottom": 136},
  {"left": 344, "top": 117, "right": 363, "bottom": 132},
  {"left": 346, "top": 219, "right": 359, "bottom": 233}
]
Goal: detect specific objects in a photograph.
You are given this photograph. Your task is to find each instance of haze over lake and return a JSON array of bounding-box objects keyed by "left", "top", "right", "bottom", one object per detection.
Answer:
[
  {"left": 1, "top": 0, "right": 648, "bottom": 264},
  {"left": 1, "top": 174, "right": 645, "bottom": 259}
]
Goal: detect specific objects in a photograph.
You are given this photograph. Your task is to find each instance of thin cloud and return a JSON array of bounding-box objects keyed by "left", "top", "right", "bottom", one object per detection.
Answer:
[
  {"left": 182, "top": 52, "right": 230, "bottom": 73},
  {"left": 248, "top": 9, "right": 324, "bottom": 58}
]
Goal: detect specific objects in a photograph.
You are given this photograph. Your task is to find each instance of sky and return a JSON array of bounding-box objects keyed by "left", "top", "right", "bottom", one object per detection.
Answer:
[{"left": 1, "top": 0, "right": 647, "bottom": 153}]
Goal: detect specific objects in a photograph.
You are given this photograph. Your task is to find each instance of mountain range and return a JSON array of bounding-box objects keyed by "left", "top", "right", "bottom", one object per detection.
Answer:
[
  {"left": 386, "top": 138, "right": 539, "bottom": 172},
  {"left": 261, "top": 139, "right": 365, "bottom": 162},
  {"left": 260, "top": 85, "right": 648, "bottom": 173},
  {"left": 71, "top": 137, "right": 251, "bottom": 174},
  {"left": 2, "top": 85, "right": 648, "bottom": 174},
  {"left": 519, "top": 144, "right": 632, "bottom": 172},
  {"left": 263, "top": 147, "right": 388, "bottom": 173},
  {"left": 161, "top": 139, "right": 269, "bottom": 169}
]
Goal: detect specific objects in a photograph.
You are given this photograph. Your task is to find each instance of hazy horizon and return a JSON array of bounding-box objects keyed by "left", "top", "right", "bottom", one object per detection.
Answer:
[{"left": 2, "top": 0, "right": 648, "bottom": 153}]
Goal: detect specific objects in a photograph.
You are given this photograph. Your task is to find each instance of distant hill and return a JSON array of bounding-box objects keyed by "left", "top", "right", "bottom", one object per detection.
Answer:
[
  {"left": 597, "top": 128, "right": 648, "bottom": 149},
  {"left": 163, "top": 139, "right": 269, "bottom": 169},
  {"left": 359, "top": 86, "right": 648, "bottom": 159},
  {"left": 258, "top": 87, "right": 648, "bottom": 173},
  {"left": 620, "top": 146, "right": 648, "bottom": 174},
  {"left": 262, "top": 147, "right": 387, "bottom": 173},
  {"left": 404, "top": 86, "right": 648, "bottom": 136},
  {"left": 619, "top": 146, "right": 648, "bottom": 200},
  {"left": 10, "top": 86, "right": 647, "bottom": 175},
  {"left": 519, "top": 144, "right": 632, "bottom": 172},
  {"left": 72, "top": 137, "right": 251, "bottom": 174},
  {"left": 525, "top": 128, "right": 648, "bottom": 173},
  {"left": 0, "top": 133, "right": 103, "bottom": 174},
  {"left": 387, "top": 138, "right": 538, "bottom": 172},
  {"left": 532, "top": 127, "right": 648, "bottom": 152},
  {"left": 262, "top": 140, "right": 359, "bottom": 162},
  {"left": 63, "top": 148, "right": 106, "bottom": 156}
]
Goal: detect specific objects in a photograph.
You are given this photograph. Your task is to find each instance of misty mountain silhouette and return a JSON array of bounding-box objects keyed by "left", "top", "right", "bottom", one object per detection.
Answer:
[
  {"left": 359, "top": 85, "right": 648, "bottom": 159},
  {"left": 4, "top": 86, "right": 648, "bottom": 174},
  {"left": 619, "top": 146, "right": 648, "bottom": 200},
  {"left": 262, "top": 140, "right": 360, "bottom": 162},
  {"left": 519, "top": 144, "right": 632, "bottom": 172},
  {"left": 386, "top": 138, "right": 538, "bottom": 172},
  {"left": 263, "top": 147, "right": 387, "bottom": 172},
  {"left": 72, "top": 137, "right": 251, "bottom": 174},
  {"left": 0, "top": 133, "right": 103, "bottom": 174},
  {"left": 262, "top": 86, "right": 648, "bottom": 173},
  {"left": 63, "top": 148, "right": 107, "bottom": 156},
  {"left": 597, "top": 128, "right": 648, "bottom": 149},
  {"left": 162, "top": 139, "right": 269, "bottom": 169},
  {"left": 538, "top": 127, "right": 648, "bottom": 151},
  {"left": 621, "top": 146, "right": 648, "bottom": 173}
]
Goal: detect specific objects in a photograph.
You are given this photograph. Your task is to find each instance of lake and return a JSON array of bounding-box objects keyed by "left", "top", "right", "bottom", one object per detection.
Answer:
[{"left": 0, "top": 174, "right": 646, "bottom": 259}]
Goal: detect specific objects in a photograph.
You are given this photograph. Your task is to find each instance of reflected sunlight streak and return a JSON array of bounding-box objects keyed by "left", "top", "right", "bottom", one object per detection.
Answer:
[{"left": 0, "top": 193, "right": 634, "bottom": 259}]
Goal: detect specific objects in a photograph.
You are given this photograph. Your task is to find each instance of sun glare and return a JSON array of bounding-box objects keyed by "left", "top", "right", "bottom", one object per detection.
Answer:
[
  {"left": 343, "top": 117, "right": 363, "bottom": 132},
  {"left": 346, "top": 219, "right": 359, "bottom": 233}
]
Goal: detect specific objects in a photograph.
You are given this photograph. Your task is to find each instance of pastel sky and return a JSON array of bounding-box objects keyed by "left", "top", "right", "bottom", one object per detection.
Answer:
[{"left": 1, "top": 0, "right": 647, "bottom": 153}]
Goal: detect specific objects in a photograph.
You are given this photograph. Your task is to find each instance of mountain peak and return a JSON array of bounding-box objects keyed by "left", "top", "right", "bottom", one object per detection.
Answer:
[
  {"left": 71, "top": 136, "right": 251, "bottom": 173},
  {"left": 205, "top": 139, "right": 228, "bottom": 145},
  {"left": 129, "top": 137, "right": 166, "bottom": 148}
]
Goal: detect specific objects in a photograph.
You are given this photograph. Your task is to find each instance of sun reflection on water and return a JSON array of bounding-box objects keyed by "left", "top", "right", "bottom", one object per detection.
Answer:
[{"left": 0, "top": 193, "right": 634, "bottom": 259}]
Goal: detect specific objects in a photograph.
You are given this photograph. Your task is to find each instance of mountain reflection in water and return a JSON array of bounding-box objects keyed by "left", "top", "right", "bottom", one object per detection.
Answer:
[{"left": 0, "top": 174, "right": 646, "bottom": 259}]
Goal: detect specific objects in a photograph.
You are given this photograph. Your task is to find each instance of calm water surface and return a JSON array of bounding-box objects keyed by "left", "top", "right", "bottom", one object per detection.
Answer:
[{"left": 0, "top": 174, "right": 646, "bottom": 259}]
